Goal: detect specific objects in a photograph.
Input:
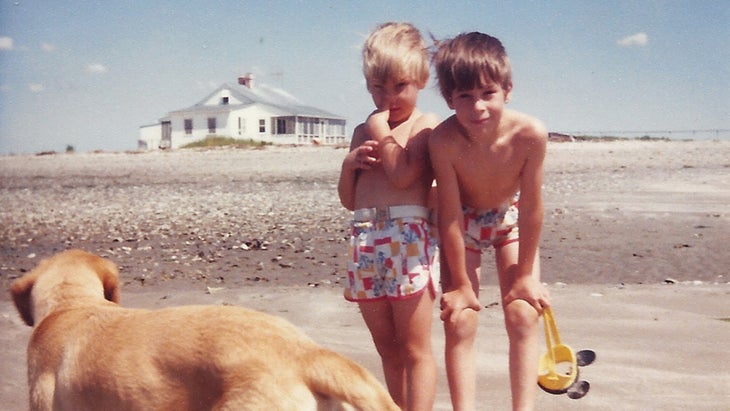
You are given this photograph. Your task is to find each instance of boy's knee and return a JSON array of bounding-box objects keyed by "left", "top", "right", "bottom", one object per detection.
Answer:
[
  {"left": 372, "top": 335, "right": 401, "bottom": 358},
  {"left": 401, "top": 342, "right": 433, "bottom": 365},
  {"left": 503, "top": 299, "right": 539, "bottom": 337},
  {"left": 444, "top": 309, "right": 479, "bottom": 341},
  {"left": 379, "top": 345, "right": 405, "bottom": 367}
]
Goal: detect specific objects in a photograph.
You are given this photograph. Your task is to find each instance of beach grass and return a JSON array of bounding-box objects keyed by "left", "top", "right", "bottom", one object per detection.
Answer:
[{"left": 181, "top": 136, "right": 272, "bottom": 149}]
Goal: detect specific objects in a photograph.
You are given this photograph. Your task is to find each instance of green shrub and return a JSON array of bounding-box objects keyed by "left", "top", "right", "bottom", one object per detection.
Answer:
[{"left": 181, "top": 136, "right": 271, "bottom": 149}]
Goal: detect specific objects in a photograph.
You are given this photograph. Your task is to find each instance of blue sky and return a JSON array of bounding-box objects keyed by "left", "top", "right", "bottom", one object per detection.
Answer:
[{"left": 1, "top": 1, "right": 728, "bottom": 154}]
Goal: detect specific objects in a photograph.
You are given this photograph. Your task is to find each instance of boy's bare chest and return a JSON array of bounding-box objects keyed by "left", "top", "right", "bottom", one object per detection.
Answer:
[
  {"left": 455, "top": 143, "right": 522, "bottom": 174},
  {"left": 453, "top": 146, "right": 523, "bottom": 204}
]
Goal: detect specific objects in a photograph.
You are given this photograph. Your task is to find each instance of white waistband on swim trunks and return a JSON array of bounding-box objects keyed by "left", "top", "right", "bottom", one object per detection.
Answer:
[{"left": 353, "top": 205, "right": 430, "bottom": 222}]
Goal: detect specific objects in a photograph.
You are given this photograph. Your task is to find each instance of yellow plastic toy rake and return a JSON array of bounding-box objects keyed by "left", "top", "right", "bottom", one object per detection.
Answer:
[{"left": 537, "top": 306, "right": 579, "bottom": 394}]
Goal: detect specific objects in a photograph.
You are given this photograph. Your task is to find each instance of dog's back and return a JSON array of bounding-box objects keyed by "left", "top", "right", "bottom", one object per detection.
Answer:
[{"left": 12, "top": 250, "right": 400, "bottom": 411}]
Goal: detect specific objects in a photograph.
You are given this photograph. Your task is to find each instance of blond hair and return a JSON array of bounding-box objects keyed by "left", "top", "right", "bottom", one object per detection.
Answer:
[
  {"left": 362, "top": 22, "right": 430, "bottom": 89},
  {"left": 432, "top": 32, "right": 512, "bottom": 100}
]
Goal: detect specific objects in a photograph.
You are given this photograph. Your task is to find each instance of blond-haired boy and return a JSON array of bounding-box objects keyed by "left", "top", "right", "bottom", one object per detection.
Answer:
[
  {"left": 337, "top": 22, "right": 439, "bottom": 411},
  {"left": 429, "top": 32, "right": 551, "bottom": 411}
]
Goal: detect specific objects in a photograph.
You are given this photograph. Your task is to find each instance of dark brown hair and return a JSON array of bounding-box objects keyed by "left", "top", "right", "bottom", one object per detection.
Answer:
[{"left": 432, "top": 32, "right": 512, "bottom": 100}]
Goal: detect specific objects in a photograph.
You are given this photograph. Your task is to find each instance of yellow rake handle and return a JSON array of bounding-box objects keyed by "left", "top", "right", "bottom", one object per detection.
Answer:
[
  {"left": 543, "top": 306, "right": 563, "bottom": 348},
  {"left": 543, "top": 307, "right": 558, "bottom": 372}
]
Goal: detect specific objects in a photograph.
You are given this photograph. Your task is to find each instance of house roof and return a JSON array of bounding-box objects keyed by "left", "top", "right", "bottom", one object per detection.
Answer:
[{"left": 169, "top": 82, "right": 345, "bottom": 120}]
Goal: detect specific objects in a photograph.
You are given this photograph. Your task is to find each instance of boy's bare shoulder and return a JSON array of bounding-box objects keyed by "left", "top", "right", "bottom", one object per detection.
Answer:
[
  {"left": 350, "top": 122, "right": 369, "bottom": 147},
  {"left": 353, "top": 122, "right": 367, "bottom": 136},
  {"left": 428, "top": 116, "right": 458, "bottom": 155},
  {"left": 505, "top": 110, "right": 547, "bottom": 146},
  {"left": 430, "top": 115, "right": 458, "bottom": 143},
  {"left": 414, "top": 111, "right": 440, "bottom": 130},
  {"left": 409, "top": 112, "right": 440, "bottom": 148}
]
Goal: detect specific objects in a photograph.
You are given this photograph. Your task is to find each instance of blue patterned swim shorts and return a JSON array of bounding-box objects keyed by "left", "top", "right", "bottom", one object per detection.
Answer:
[{"left": 345, "top": 216, "right": 436, "bottom": 302}]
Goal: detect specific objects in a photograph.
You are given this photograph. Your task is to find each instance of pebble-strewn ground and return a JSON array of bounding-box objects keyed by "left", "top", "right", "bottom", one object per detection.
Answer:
[
  {"left": 1, "top": 140, "right": 729, "bottom": 294},
  {"left": 1, "top": 147, "right": 354, "bottom": 292}
]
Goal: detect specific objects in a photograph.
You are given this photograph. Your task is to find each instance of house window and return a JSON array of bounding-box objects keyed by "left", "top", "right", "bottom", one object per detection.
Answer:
[
  {"left": 238, "top": 117, "right": 245, "bottom": 135},
  {"left": 328, "top": 121, "right": 345, "bottom": 136},
  {"left": 184, "top": 119, "right": 193, "bottom": 134},
  {"left": 259, "top": 119, "right": 266, "bottom": 133},
  {"left": 208, "top": 117, "right": 216, "bottom": 134},
  {"left": 221, "top": 97, "right": 229, "bottom": 105},
  {"left": 276, "top": 118, "right": 287, "bottom": 134}
]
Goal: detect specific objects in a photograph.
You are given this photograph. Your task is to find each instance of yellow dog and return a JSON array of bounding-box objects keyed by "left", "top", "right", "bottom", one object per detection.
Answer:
[{"left": 11, "top": 249, "right": 399, "bottom": 411}]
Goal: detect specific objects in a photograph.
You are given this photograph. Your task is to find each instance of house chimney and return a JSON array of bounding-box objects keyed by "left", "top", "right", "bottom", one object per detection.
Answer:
[{"left": 238, "top": 73, "right": 254, "bottom": 88}]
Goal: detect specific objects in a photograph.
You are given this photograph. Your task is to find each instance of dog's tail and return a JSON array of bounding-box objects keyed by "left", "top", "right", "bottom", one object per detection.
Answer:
[{"left": 304, "top": 348, "right": 400, "bottom": 411}]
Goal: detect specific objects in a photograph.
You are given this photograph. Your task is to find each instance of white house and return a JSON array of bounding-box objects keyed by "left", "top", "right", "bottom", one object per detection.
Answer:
[{"left": 138, "top": 74, "right": 347, "bottom": 149}]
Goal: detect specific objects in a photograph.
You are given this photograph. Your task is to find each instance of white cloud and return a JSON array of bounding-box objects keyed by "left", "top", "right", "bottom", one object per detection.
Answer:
[
  {"left": 0, "top": 36, "right": 14, "bottom": 50},
  {"left": 29, "top": 83, "right": 45, "bottom": 93},
  {"left": 86, "top": 63, "right": 109, "bottom": 74},
  {"left": 617, "top": 32, "right": 649, "bottom": 47},
  {"left": 41, "top": 42, "right": 56, "bottom": 52}
]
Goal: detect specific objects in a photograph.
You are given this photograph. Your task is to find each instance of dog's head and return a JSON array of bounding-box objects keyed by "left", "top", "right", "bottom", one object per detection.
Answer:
[{"left": 10, "top": 249, "right": 121, "bottom": 326}]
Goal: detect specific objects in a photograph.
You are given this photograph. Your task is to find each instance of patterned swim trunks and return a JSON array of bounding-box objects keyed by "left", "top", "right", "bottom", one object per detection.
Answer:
[
  {"left": 345, "top": 216, "right": 436, "bottom": 302},
  {"left": 463, "top": 193, "right": 520, "bottom": 252}
]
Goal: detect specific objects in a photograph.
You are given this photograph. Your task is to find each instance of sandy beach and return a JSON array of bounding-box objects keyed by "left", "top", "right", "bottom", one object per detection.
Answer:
[{"left": 1, "top": 140, "right": 729, "bottom": 410}]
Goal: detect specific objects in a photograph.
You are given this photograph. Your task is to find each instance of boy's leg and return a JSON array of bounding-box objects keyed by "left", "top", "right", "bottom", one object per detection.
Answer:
[
  {"left": 496, "top": 243, "right": 541, "bottom": 411},
  {"left": 391, "top": 289, "right": 437, "bottom": 411},
  {"left": 359, "top": 300, "right": 405, "bottom": 406},
  {"left": 443, "top": 249, "right": 482, "bottom": 411}
]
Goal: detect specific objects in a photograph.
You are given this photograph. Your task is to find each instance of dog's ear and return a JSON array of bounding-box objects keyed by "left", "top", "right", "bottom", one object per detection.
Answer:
[
  {"left": 98, "top": 258, "right": 121, "bottom": 304},
  {"left": 10, "top": 273, "right": 37, "bottom": 326}
]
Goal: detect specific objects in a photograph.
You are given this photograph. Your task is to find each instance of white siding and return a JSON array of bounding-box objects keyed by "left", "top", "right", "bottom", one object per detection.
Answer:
[{"left": 138, "top": 124, "right": 161, "bottom": 150}]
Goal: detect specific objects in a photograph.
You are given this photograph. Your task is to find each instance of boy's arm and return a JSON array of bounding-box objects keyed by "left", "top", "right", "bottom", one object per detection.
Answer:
[
  {"left": 429, "top": 127, "right": 482, "bottom": 322},
  {"left": 504, "top": 123, "right": 550, "bottom": 310},
  {"left": 338, "top": 125, "right": 379, "bottom": 211},
  {"left": 366, "top": 110, "right": 438, "bottom": 188}
]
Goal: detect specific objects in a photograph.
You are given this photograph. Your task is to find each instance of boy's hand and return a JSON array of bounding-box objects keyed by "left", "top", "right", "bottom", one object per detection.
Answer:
[
  {"left": 440, "top": 286, "right": 482, "bottom": 323},
  {"left": 344, "top": 140, "right": 380, "bottom": 171},
  {"left": 503, "top": 275, "right": 550, "bottom": 313},
  {"left": 365, "top": 110, "right": 391, "bottom": 141}
]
